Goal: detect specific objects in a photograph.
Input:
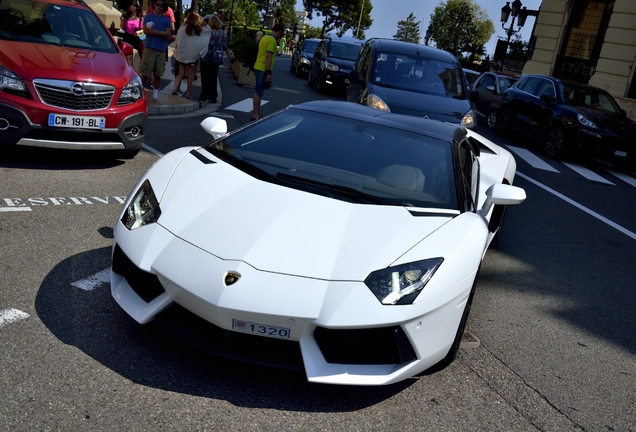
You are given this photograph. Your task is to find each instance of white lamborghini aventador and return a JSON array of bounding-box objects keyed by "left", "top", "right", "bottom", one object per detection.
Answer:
[{"left": 111, "top": 100, "right": 526, "bottom": 386}]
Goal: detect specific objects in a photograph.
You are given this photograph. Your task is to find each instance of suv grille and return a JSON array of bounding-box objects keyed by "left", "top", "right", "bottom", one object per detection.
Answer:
[{"left": 34, "top": 79, "right": 114, "bottom": 111}]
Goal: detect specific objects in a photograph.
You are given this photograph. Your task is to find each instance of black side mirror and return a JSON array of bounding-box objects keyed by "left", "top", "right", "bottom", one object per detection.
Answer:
[
  {"left": 349, "top": 70, "right": 363, "bottom": 85},
  {"left": 469, "top": 90, "right": 480, "bottom": 104},
  {"left": 540, "top": 94, "right": 555, "bottom": 105}
]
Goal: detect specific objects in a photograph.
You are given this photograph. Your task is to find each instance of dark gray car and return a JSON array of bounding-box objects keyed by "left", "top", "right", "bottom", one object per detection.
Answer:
[
  {"left": 471, "top": 72, "right": 518, "bottom": 127},
  {"left": 346, "top": 38, "right": 478, "bottom": 130},
  {"left": 290, "top": 38, "right": 320, "bottom": 77}
]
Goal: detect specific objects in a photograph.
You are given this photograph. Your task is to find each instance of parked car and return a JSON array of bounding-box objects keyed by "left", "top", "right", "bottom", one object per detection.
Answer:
[
  {"left": 0, "top": 0, "right": 147, "bottom": 159},
  {"left": 111, "top": 100, "right": 525, "bottom": 386},
  {"left": 307, "top": 37, "right": 362, "bottom": 93},
  {"left": 290, "top": 38, "right": 320, "bottom": 77},
  {"left": 463, "top": 68, "right": 481, "bottom": 89},
  {"left": 496, "top": 74, "right": 636, "bottom": 169},
  {"left": 471, "top": 72, "right": 518, "bottom": 127},
  {"left": 346, "top": 38, "right": 478, "bottom": 130}
]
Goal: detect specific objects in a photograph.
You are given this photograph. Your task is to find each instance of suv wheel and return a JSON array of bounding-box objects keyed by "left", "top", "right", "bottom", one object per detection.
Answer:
[
  {"left": 545, "top": 125, "right": 566, "bottom": 158},
  {"left": 487, "top": 108, "right": 497, "bottom": 128}
]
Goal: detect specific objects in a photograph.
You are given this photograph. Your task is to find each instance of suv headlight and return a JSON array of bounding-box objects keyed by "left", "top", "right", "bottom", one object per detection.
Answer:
[
  {"left": 364, "top": 258, "right": 444, "bottom": 305},
  {"left": 325, "top": 61, "right": 339, "bottom": 72},
  {"left": 366, "top": 94, "right": 390, "bottom": 112},
  {"left": 577, "top": 113, "right": 598, "bottom": 129},
  {"left": 0, "top": 66, "right": 27, "bottom": 94},
  {"left": 121, "top": 179, "right": 161, "bottom": 230},
  {"left": 117, "top": 75, "right": 144, "bottom": 104},
  {"left": 299, "top": 57, "right": 311, "bottom": 65},
  {"left": 461, "top": 110, "right": 477, "bottom": 130}
]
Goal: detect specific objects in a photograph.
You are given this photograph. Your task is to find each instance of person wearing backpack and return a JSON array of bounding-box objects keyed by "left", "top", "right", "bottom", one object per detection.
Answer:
[
  {"left": 251, "top": 23, "right": 284, "bottom": 121},
  {"left": 199, "top": 15, "right": 234, "bottom": 104}
]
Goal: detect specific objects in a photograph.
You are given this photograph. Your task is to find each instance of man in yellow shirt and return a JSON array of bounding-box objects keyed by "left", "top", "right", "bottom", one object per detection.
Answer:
[{"left": 252, "top": 23, "right": 284, "bottom": 121}]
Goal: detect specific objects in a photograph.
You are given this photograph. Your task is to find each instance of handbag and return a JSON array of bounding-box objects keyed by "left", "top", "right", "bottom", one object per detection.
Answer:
[{"left": 135, "top": 30, "right": 146, "bottom": 41}]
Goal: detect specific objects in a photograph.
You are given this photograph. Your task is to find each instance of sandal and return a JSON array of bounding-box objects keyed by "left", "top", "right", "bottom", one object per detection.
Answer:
[{"left": 171, "top": 90, "right": 179, "bottom": 95}]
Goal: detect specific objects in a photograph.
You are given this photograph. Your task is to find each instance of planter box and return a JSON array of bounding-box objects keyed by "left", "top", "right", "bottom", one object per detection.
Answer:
[{"left": 237, "top": 64, "right": 255, "bottom": 87}]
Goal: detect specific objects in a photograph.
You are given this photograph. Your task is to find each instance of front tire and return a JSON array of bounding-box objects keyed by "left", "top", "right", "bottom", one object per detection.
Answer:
[
  {"left": 487, "top": 108, "right": 497, "bottom": 128},
  {"left": 545, "top": 125, "right": 566, "bottom": 158},
  {"left": 432, "top": 276, "right": 478, "bottom": 371},
  {"left": 307, "top": 70, "right": 314, "bottom": 87},
  {"left": 495, "top": 106, "right": 510, "bottom": 135}
]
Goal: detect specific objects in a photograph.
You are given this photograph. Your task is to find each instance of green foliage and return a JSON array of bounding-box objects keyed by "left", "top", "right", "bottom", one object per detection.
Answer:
[
  {"left": 229, "top": 33, "right": 256, "bottom": 65},
  {"left": 303, "top": 24, "right": 323, "bottom": 39},
  {"left": 394, "top": 12, "right": 420, "bottom": 44},
  {"left": 303, "top": 0, "right": 372, "bottom": 39},
  {"left": 429, "top": 0, "right": 494, "bottom": 58}
]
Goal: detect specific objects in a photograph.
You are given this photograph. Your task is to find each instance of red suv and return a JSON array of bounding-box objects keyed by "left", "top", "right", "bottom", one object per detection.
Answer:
[{"left": 0, "top": 0, "right": 147, "bottom": 158}]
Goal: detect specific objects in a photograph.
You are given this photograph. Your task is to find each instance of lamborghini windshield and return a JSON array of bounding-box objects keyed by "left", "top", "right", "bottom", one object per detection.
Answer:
[{"left": 205, "top": 109, "right": 459, "bottom": 211}]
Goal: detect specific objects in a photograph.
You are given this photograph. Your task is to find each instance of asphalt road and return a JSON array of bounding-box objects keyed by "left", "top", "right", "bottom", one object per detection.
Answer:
[{"left": 1, "top": 55, "right": 635, "bottom": 431}]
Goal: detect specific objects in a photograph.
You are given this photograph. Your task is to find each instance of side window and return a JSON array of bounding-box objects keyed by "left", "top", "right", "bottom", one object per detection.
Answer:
[
  {"left": 356, "top": 43, "right": 370, "bottom": 75},
  {"left": 458, "top": 139, "right": 479, "bottom": 211},
  {"left": 482, "top": 75, "right": 496, "bottom": 89},
  {"left": 516, "top": 76, "right": 541, "bottom": 95},
  {"left": 537, "top": 79, "right": 555, "bottom": 98}
]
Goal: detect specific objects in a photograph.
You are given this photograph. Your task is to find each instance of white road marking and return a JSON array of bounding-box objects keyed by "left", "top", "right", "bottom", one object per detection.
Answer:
[
  {"left": 562, "top": 162, "right": 615, "bottom": 185},
  {"left": 142, "top": 143, "right": 164, "bottom": 157},
  {"left": 507, "top": 146, "right": 560, "bottom": 172},
  {"left": 71, "top": 268, "right": 111, "bottom": 291},
  {"left": 0, "top": 207, "right": 32, "bottom": 212},
  {"left": 517, "top": 172, "right": 636, "bottom": 241},
  {"left": 606, "top": 169, "right": 636, "bottom": 188},
  {"left": 0, "top": 308, "right": 30, "bottom": 327},
  {"left": 225, "top": 98, "right": 268, "bottom": 112}
]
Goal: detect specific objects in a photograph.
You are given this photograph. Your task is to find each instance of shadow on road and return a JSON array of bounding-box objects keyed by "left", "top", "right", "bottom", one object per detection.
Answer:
[{"left": 35, "top": 246, "right": 413, "bottom": 411}]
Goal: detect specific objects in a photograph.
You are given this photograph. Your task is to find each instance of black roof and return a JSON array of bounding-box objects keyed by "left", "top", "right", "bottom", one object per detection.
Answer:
[
  {"left": 364, "top": 38, "right": 460, "bottom": 64},
  {"left": 289, "top": 100, "right": 467, "bottom": 143}
]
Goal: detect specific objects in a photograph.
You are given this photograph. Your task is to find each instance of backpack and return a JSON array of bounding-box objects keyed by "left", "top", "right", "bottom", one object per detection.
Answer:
[
  {"left": 245, "top": 41, "right": 259, "bottom": 71},
  {"left": 203, "top": 33, "right": 224, "bottom": 64}
]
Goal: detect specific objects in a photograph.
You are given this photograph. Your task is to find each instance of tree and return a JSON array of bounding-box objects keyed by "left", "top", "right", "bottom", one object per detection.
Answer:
[
  {"left": 429, "top": 0, "right": 494, "bottom": 58},
  {"left": 303, "top": 24, "right": 323, "bottom": 39},
  {"left": 394, "top": 12, "right": 420, "bottom": 44},
  {"left": 302, "top": 0, "right": 372, "bottom": 39}
]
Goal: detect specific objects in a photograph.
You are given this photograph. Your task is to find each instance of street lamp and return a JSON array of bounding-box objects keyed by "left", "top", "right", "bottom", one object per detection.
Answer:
[
  {"left": 424, "top": 25, "right": 433, "bottom": 46},
  {"left": 500, "top": 0, "right": 524, "bottom": 45}
]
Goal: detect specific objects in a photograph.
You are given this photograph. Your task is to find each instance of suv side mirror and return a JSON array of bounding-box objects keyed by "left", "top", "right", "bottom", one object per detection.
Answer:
[
  {"left": 349, "top": 70, "right": 363, "bottom": 85},
  {"left": 118, "top": 40, "right": 134, "bottom": 57}
]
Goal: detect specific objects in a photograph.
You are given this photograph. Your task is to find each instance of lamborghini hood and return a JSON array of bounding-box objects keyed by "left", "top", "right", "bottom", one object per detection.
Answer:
[{"left": 154, "top": 150, "right": 455, "bottom": 280}]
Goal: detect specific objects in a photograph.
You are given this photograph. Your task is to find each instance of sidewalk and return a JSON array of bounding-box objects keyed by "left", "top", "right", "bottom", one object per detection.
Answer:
[{"left": 140, "top": 43, "right": 222, "bottom": 116}]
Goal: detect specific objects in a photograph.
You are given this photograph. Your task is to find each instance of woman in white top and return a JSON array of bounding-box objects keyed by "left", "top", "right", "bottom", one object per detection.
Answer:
[{"left": 171, "top": 12, "right": 210, "bottom": 99}]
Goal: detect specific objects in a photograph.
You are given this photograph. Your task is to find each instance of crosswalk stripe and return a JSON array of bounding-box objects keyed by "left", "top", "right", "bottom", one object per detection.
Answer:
[
  {"left": 507, "top": 146, "right": 560, "bottom": 173},
  {"left": 606, "top": 169, "right": 636, "bottom": 188},
  {"left": 562, "top": 162, "right": 615, "bottom": 185},
  {"left": 0, "top": 308, "right": 30, "bottom": 327},
  {"left": 71, "top": 268, "right": 111, "bottom": 291},
  {"left": 226, "top": 98, "right": 268, "bottom": 112}
]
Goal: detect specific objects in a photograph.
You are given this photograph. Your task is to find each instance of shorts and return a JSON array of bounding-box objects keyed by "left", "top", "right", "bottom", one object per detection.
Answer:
[
  {"left": 140, "top": 48, "right": 166, "bottom": 78},
  {"left": 254, "top": 69, "right": 267, "bottom": 97}
]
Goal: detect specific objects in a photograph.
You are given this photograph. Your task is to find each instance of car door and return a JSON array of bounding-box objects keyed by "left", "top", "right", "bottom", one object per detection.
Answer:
[
  {"left": 309, "top": 40, "right": 325, "bottom": 85},
  {"left": 527, "top": 78, "right": 556, "bottom": 136},
  {"left": 508, "top": 76, "right": 542, "bottom": 134},
  {"left": 346, "top": 42, "right": 371, "bottom": 103},
  {"left": 473, "top": 73, "right": 497, "bottom": 119}
]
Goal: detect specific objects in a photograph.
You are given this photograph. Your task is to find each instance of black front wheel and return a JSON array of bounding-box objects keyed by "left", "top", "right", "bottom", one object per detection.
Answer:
[
  {"left": 545, "top": 125, "right": 566, "bottom": 158},
  {"left": 495, "top": 107, "right": 510, "bottom": 135}
]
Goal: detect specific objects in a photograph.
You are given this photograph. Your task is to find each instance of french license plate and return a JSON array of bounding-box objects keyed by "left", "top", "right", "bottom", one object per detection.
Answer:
[
  {"left": 48, "top": 113, "right": 105, "bottom": 129},
  {"left": 614, "top": 150, "right": 628, "bottom": 157},
  {"left": 232, "top": 319, "right": 290, "bottom": 339}
]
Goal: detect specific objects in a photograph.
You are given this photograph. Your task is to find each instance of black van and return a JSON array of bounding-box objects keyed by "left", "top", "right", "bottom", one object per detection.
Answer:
[
  {"left": 346, "top": 38, "right": 478, "bottom": 129},
  {"left": 308, "top": 37, "right": 362, "bottom": 93}
]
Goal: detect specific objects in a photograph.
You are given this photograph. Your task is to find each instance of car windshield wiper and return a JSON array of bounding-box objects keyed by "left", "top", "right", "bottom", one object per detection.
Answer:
[
  {"left": 204, "top": 146, "right": 282, "bottom": 184},
  {"left": 277, "top": 172, "right": 403, "bottom": 205}
]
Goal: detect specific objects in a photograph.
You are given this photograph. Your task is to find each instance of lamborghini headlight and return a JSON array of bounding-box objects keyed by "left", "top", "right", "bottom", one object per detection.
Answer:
[
  {"left": 121, "top": 179, "right": 161, "bottom": 230},
  {"left": 366, "top": 94, "right": 390, "bottom": 112},
  {"left": 364, "top": 258, "right": 444, "bottom": 305}
]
